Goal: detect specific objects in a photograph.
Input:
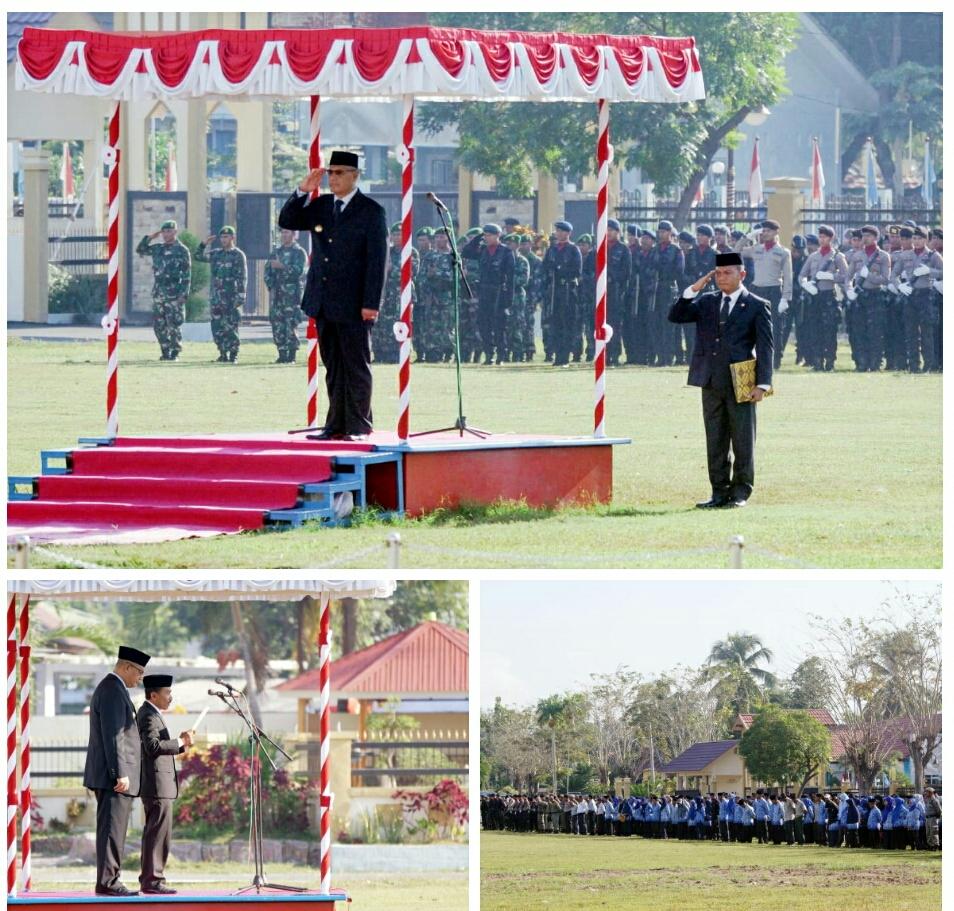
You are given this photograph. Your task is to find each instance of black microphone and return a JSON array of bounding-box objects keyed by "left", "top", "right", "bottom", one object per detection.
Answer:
[
  {"left": 208, "top": 688, "right": 230, "bottom": 698},
  {"left": 426, "top": 191, "right": 449, "bottom": 211},
  {"left": 215, "top": 677, "right": 239, "bottom": 692}
]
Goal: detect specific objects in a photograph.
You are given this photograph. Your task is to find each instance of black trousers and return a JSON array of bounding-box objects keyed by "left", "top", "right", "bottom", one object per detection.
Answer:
[
  {"left": 753, "top": 285, "right": 784, "bottom": 367},
  {"left": 94, "top": 789, "right": 133, "bottom": 890},
  {"left": 317, "top": 317, "right": 374, "bottom": 435},
  {"left": 701, "top": 383, "right": 757, "bottom": 501},
  {"left": 140, "top": 797, "right": 173, "bottom": 889}
]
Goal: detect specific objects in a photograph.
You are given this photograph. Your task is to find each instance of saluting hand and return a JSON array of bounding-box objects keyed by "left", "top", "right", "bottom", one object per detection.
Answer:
[
  {"left": 691, "top": 270, "right": 715, "bottom": 294},
  {"left": 205, "top": 234, "right": 217, "bottom": 246},
  {"left": 150, "top": 231, "right": 160, "bottom": 241},
  {"left": 299, "top": 168, "right": 326, "bottom": 193}
]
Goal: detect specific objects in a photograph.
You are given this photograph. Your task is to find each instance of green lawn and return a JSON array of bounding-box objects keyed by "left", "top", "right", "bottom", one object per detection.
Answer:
[
  {"left": 481, "top": 831, "right": 940, "bottom": 911},
  {"left": 8, "top": 338, "right": 942, "bottom": 568},
  {"left": 29, "top": 861, "right": 467, "bottom": 911}
]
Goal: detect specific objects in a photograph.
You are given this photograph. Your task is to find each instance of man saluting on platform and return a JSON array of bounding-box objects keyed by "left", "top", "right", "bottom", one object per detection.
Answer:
[
  {"left": 137, "top": 674, "right": 194, "bottom": 895},
  {"left": 668, "top": 251, "right": 773, "bottom": 509},
  {"left": 279, "top": 152, "right": 389, "bottom": 441},
  {"left": 83, "top": 646, "right": 150, "bottom": 896}
]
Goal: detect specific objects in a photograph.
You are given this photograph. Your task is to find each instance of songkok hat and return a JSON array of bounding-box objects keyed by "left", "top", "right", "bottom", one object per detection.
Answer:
[
  {"left": 607, "top": 218, "right": 621, "bottom": 231},
  {"left": 677, "top": 230, "right": 695, "bottom": 244},
  {"left": 554, "top": 220, "right": 573, "bottom": 232},
  {"left": 118, "top": 645, "right": 151, "bottom": 668},
  {"left": 715, "top": 252, "right": 743, "bottom": 267},
  {"left": 657, "top": 219, "right": 674, "bottom": 232},
  {"left": 627, "top": 224, "right": 639, "bottom": 236},
  {"left": 761, "top": 218, "right": 780, "bottom": 231},
  {"left": 160, "top": 219, "right": 177, "bottom": 230},
  {"left": 482, "top": 223, "right": 502, "bottom": 235},
  {"left": 818, "top": 225, "right": 835, "bottom": 238},
  {"left": 143, "top": 674, "right": 173, "bottom": 689},
  {"left": 219, "top": 225, "right": 236, "bottom": 236},
  {"left": 696, "top": 224, "right": 714, "bottom": 238},
  {"left": 328, "top": 150, "right": 359, "bottom": 168}
]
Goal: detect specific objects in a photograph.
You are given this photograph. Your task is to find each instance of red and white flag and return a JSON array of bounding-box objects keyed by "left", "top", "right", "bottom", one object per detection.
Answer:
[
  {"left": 60, "top": 141, "right": 75, "bottom": 200},
  {"left": 165, "top": 142, "right": 178, "bottom": 192},
  {"left": 748, "top": 138, "right": 763, "bottom": 207},
  {"left": 693, "top": 175, "right": 705, "bottom": 207},
  {"left": 810, "top": 136, "right": 825, "bottom": 207}
]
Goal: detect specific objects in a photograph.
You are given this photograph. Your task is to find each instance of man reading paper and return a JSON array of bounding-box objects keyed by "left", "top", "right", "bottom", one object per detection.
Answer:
[{"left": 668, "top": 251, "right": 773, "bottom": 508}]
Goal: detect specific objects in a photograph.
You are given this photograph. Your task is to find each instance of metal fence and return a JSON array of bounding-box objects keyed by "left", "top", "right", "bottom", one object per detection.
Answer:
[
  {"left": 30, "top": 741, "right": 87, "bottom": 781},
  {"left": 801, "top": 200, "right": 941, "bottom": 236},
  {"left": 614, "top": 200, "right": 766, "bottom": 232},
  {"left": 49, "top": 233, "right": 109, "bottom": 276},
  {"left": 349, "top": 734, "right": 469, "bottom": 788}
]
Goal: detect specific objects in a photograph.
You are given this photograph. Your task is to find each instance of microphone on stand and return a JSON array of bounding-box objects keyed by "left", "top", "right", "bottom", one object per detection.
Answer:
[
  {"left": 215, "top": 677, "right": 240, "bottom": 693},
  {"left": 208, "top": 688, "right": 231, "bottom": 699},
  {"left": 426, "top": 191, "right": 449, "bottom": 211}
]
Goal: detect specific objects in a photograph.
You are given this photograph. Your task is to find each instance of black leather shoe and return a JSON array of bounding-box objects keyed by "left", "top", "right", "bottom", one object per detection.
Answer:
[
  {"left": 95, "top": 885, "right": 140, "bottom": 897},
  {"left": 340, "top": 433, "right": 370, "bottom": 443},
  {"left": 696, "top": 497, "right": 730, "bottom": 509},
  {"left": 312, "top": 428, "right": 339, "bottom": 441},
  {"left": 725, "top": 499, "right": 747, "bottom": 508},
  {"left": 141, "top": 885, "right": 177, "bottom": 895}
]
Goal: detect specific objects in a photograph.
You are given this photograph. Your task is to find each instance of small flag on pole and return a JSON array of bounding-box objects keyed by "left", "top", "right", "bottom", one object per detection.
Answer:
[
  {"left": 748, "top": 138, "right": 763, "bottom": 207},
  {"left": 60, "top": 141, "right": 75, "bottom": 200},
  {"left": 810, "top": 137, "right": 825, "bottom": 207},
  {"left": 693, "top": 175, "right": 705, "bottom": 207},
  {"left": 865, "top": 140, "right": 879, "bottom": 209},
  {"left": 922, "top": 139, "right": 935, "bottom": 209},
  {"left": 165, "top": 142, "right": 178, "bottom": 192}
]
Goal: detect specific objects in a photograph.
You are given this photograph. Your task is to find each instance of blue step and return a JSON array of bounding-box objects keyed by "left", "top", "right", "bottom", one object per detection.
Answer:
[
  {"left": 8, "top": 477, "right": 37, "bottom": 501},
  {"left": 40, "top": 450, "right": 72, "bottom": 475}
]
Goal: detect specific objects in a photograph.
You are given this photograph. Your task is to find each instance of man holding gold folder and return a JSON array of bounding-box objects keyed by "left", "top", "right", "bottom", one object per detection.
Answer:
[{"left": 669, "top": 251, "right": 773, "bottom": 508}]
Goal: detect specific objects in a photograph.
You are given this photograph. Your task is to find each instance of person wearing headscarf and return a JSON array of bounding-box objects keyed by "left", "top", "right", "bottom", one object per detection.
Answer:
[
  {"left": 844, "top": 796, "right": 861, "bottom": 848},
  {"left": 866, "top": 797, "right": 883, "bottom": 849}
]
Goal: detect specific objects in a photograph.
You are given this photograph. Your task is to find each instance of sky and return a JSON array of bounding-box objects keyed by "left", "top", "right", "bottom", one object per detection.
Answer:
[{"left": 479, "top": 580, "right": 939, "bottom": 709}]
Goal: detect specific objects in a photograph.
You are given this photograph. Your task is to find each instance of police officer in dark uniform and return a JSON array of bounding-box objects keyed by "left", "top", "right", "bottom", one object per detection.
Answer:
[
  {"left": 578, "top": 234, "right": 596, "bottom": 361},
  {"left": 605, "top": 219, "right": 632, "bottom": 367},
  {"left": 541, "top": 220, "right": 583, "bottom": 366},
  {"left": 652, "top": 220, "right": 686, "bottom": 366},
  {"left": 629, "top": 229, "right": 658, "bottom": 365},
  {"left": 84, "top": 646, "right": 151, "bottom": 896},
  {"left": 789, "top": 235, "right": 808, "bottom": 365},
  {"left": 462, "top": 224, "right": 516, "bottom": 364}
]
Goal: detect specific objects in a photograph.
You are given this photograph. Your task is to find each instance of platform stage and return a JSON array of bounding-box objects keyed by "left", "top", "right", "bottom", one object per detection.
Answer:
[
  {"left": 7, "top": 890, "right": 348, "bottom": 909},
  {"left": 8, "top": 431, "right": 629, "bottom": 543}
]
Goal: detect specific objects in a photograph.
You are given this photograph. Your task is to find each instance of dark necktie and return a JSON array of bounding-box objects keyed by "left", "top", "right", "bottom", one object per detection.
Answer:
[
  {"left": 720, "top": 294, "right": 731, "bottom": 326},
  {"left": 334, "top": 198, "right": 344, "bottom": 224}
]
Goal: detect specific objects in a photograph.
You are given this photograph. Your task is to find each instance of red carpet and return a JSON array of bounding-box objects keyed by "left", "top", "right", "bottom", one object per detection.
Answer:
[
  {"left": 112, "top": 433, "right": 374, "bottom": 452},
  {"left": 8, "top": 501, "right": 267, "bottom": 531}
]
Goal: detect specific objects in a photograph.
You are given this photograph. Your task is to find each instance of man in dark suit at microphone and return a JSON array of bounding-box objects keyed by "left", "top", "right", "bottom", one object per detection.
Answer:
[
  {"left": 83, "top": 646, "right": 150, "bottom": 896},
  {"left": 137, "top": 674, "right": 193, "bottom": 895},
  {"left": 279, "top": 151, "right": 388, "bottom": 441},
  {"left": 668, "top": 251, "right": 773, "bottom": 508}
]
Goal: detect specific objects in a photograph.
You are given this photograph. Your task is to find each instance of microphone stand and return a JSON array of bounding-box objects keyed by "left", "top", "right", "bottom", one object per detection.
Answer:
[
  {"left": 410, "top": 198, "right": 492, "bottom": 439},
  {"left": 211, "top": 690, "right": 308, "bottom": 895}
]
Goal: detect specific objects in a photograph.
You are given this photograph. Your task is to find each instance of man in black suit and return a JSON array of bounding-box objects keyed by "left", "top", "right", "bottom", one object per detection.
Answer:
[
  {"left": 137, "top": 674, "right": 193, "bottom": 895},
  {"left": 668, "top": 251, "right": 773, "bottom": 508},
  {"left": 279, "top": 151, "right": 389, "bottom": 441},
  {"left": 83, "top": 646, "right": 150, "bottom": 896}
]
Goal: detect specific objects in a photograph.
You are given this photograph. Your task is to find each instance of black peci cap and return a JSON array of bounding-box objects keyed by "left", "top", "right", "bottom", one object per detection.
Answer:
[
  {"left": 118, "top": 645, "right": 151, "bottom": 667},
  {"left": 143, "top": 674, "right": 173, "bottom": 689}
]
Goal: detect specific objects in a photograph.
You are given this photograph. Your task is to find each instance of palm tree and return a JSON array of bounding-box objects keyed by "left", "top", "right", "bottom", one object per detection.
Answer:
[{"left": 703, "top": 633, "right": 776, "bottom": 715}]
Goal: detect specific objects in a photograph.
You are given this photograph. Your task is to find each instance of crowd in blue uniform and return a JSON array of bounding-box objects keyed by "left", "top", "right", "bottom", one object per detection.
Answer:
[{"left": 481, "top": 789, "right": 941, "bottom": 850}]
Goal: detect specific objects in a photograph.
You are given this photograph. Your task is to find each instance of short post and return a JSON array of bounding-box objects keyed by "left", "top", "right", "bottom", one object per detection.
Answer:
[
  {"left": 386, "top": 532, "right": 402, "bottom": 569},
  {"left": 13, "top": 539, "right": 29, "bottom": 570},
  {"left": 21, "top": 148, "right": 51, "bottom": 324},
  {"left": 729, "top": 535, "right": 745, "bottom": 569}
]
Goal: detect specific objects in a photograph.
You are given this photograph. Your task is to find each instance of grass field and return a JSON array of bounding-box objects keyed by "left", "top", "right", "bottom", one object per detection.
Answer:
[
  {"left": 480, "top": 831, "right": 940, "bottom": 911},
  {"left": 8, "top": 338, "right": 942, "bottom": 568},
  {"left": 29, "top": 860, "right": 467, "bottom": 911}
]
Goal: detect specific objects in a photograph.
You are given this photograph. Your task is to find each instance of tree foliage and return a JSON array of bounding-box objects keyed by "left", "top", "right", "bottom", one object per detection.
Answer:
[
  {"left": 701, "top": 632, "right": 776, "bottom": 715},
  {"left": 737, "top": 705, "right": 831, "bottom": 794}
]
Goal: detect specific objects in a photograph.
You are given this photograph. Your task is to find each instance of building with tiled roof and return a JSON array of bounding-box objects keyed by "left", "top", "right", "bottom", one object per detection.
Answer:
[
  {"left": 658, "top": 741, "right": 748, "bottom": 794},
  {"left": 732, "top": 708, "right": 836, "bottom": 735}
]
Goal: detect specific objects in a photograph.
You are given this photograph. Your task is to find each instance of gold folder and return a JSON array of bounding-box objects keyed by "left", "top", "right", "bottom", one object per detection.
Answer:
[{"left": 730, "top": 359, "right": 773, "bottom": 404}]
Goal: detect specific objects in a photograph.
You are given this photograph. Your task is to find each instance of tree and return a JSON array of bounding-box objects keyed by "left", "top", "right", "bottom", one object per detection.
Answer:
[
  {"left": 420, "top": 12, "right": 798, "bottom": 224},
  {"left": 784, "top": 657, "right": 835, "bottom": 711},
  {"left": 481, "top": 698, "right": 548, "bottom": 791},
  {"left": 738, "top": 705, "right": 831, "bottom": 795},
  {"left": 584, "top": 668, "right": 641, "bottom": 786},
  {"left": 702, "top": 632, "right": 776, "bottom": 715}
]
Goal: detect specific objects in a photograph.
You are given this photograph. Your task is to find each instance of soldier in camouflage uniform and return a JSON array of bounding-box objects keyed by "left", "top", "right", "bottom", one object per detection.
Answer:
[
  {"left": 504, "top": 233, "right": 530, "bottom": 361},
  {"left": 195, "top": 226, "right": 247, "bottom": 363},
  {"left": 136, "top": 219, "right": 191, "bottom": 361},
  {"left": 518, "top": 235, "right": 542, "bottom": 361},
  {"left": 419, "top": 229, "right": 456, "bottom": 362},
  {"left": 373, "top": 223, "right": 416, "bottom": 364},
  {"left": 459, "top": 227, "right": 484, "bottom": 362},
  {"left": 263, "top": 227, "right": 306, "bottom": 363}
]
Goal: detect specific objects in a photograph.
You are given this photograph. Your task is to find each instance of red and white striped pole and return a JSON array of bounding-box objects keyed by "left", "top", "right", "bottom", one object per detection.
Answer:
[
  {"left": 317, "top": 592, "right": 332, "bottom": 893},
  {"left": 7, "top": 596, "right": 18, "bottom": 897},
  {"left": 396, "top": 96, "right": 415, "bottom": 440},
  {"left": 17, "top": 597, "right": 30, "bottom": 893},
  {"left": 307, "top": 95, "right": 322, "bottom": 427},
  {"left": 593, "top": 99, "right": 610, "bottom": 439},
  {"left": 105, "top": 102, "right": 121, "bottom": 438}
]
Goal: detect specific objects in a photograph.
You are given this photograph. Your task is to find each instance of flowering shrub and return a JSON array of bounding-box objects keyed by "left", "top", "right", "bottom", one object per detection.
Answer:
[{"left": 392, "top": 779, "right": 469, "bottom": 841}]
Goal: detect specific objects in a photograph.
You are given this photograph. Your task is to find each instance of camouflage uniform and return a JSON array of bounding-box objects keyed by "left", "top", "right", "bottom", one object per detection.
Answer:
[
  {"left": 263, "top": 240, "right": 306, "bottom": 362},
  {"left": 520, "top": 245, "right": 543, "bottom": 360},
  {"left": 419, "top": 246, "right": 456, "bottom": 362},
  {"left": 136, "top": 234, "right": 191, "bottom": 359},
  {"left": 195, "top": 238, "right": 247, "bottom": 362},
  {"left": 373, "top": 235, "right": 418, "bottom": 364},
  {"left": 459, "top": 231, "right": 483, "bottom": 362},
  {"left": 508, "top": 244, "right": 531, "bottom": 360}
]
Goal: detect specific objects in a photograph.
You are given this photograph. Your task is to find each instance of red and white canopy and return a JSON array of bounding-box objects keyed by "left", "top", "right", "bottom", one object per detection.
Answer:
[{"left": 16, "top": 26, "right": 705, "bottom": 103}]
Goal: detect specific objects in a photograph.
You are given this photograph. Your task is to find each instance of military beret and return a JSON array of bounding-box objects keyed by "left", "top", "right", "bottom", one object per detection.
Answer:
[
  {"left": 696, "top": 224, "right": 714, "bottom": 238},
  {"left": 466, "top": 227, "right": 483, "bottom": 237},
  {"left": 482, "top": 223, "right": 502, "bottom": 235},
  {"left": 640, "top": 228, "right": 656, "bottom": 240},
  {"left": 929, "top": 228, "right": 943, "bottom": 240},
  {"left": 518, "top": 235, "right": 533, "bottom": 244},
  {"left": 118, "top": 645, "right": 151, "bottom": 667},
  {"left": 714, "top": 225, "right": 729, "bottom": 235},
  {"left": 329, "top": 150, "right": 359, "bottom": 168},
  {"left": 160, "top": 219, "right": 177, "bottom": 230},
  {"left": 143, "top": 674, "right": 173, "bottom": 689},
  {"left": 554, "top": 220, "right": 573, "bottom": 232},
  {"left": 817, "top": 225, "right": 835, "bottom": 238},
  {"left": 577, "top": 233, "right": 593, "bottom": 244},
  {"left": 849, "top": 229, "right": 863, "bottom": 240},
  {"left": 805, "top": 234, "right": 820, "bottom": 245},
  {"left": 677, "top": 230, "right": 695, "bottom": 244},
  {"left": 730, "top": 229, "right": 745, "bottom": 240},
  {"left": 899, "top": 226, "right": 914, "bottom": 239},
  {"left": 903, "top": 219, "right": 918, "bottom": 228},
  {"left": 657, "top": 220, "right": 674, "bottom": 232},
  {"left": 716, "top": 252, "right": 743, "bottom": 267},
  {"left": 626, "top": 224, "right": 639, "bottom": 236},
  {"left": 861, "top": 224, "right": 880, "bottom": 237},
  {"left": 390, "top": 222, "right": 402, "bottom": 233},
  {"left": 761, "top": 219, "right": 780, "bottom": 231},
  {"left": 219, "top": 225, "right": 236, "bottom": 236},
  {"left": 791, "top": 234, "right": 806, "bottom": 249},
  {"left": 607, "top": 218, "right": 621, "bottom": 231},
  {"left": 913, "top": 226, "right": 928, "bottom": 239},
  {"left": 503, "top": 217, "right": 521, "bottom": 226},
  {"left": 416, "top": 227, "right": 433, "bottom": 237},
  {"left": 502, "top": 232, "right": 520, "bottom": 243}
]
